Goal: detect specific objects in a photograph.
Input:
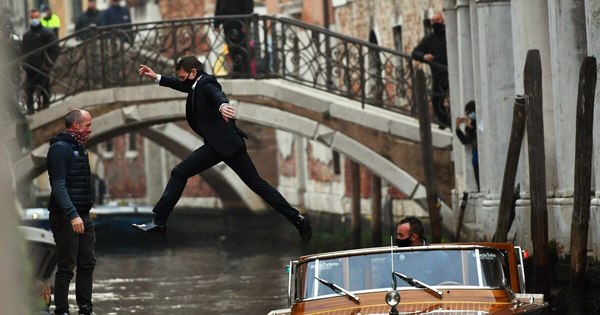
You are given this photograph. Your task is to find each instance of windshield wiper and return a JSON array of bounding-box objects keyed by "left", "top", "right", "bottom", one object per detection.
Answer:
[
  {"left": 392, "top": 271, "right": 443, "bottom": 299},
  {"left": 314, "top": 276, "right": 360, "bottom": 304}
]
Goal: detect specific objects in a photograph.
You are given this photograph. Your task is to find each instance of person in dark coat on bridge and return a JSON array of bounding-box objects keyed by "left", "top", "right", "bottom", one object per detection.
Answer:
[
  {"left": 75, "top": 0, "right": 101, "bottom": 40},
  {"left": 101, "top": 0, "right": 134, "bottom": 43},
  {"left": 47, "top": 109, "right": 96, "bottom": 315},
  {"left": 133, "top": 56, "right": 313, "bottom": 244},
  {"left": 214, "top": 0, "right": 254, "bottom": 76},
  {"left": 22, "top": 8, "right": 59, "bottom": 114},
  {"left": 412, "top": 12, "right": 449, "bottom": 129}
]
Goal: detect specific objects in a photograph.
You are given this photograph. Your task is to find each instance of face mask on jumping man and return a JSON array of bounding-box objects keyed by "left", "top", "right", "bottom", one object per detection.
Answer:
[
  {"left": 396, "top": 237, "right": 412, "bottom": 247},
  {"left": 30, "top": 18, "right": 41, "bottom": 27},
  {"left": 432, "top": 23, "right": 445, "bottom": 35},
  {"left": 183, "top": 71, "right": 198, "bottom": 89}
]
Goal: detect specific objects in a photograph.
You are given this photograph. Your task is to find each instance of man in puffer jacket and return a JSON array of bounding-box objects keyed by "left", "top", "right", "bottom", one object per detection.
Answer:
[{"left": 47, "top": 109, "right": 96, "bottom": 315}]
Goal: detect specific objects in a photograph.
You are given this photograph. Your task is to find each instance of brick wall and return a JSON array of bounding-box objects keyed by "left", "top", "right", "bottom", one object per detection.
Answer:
[{"left": 157, "top": 0, "right": 211, "bottom": 19}]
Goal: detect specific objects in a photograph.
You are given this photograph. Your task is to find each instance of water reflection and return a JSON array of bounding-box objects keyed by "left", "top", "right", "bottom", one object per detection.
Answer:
[{"left": 80, "top": 209, "right": 301, "bottom": 314}]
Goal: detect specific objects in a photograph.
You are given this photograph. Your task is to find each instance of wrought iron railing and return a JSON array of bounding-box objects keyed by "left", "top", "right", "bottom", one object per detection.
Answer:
[{"left": 4, "top": 15, "right": 442, "bottom": 117}]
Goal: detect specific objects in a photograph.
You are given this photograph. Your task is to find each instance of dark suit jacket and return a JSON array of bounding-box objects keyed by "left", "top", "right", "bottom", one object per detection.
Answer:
[{"left": 160, "top": 73, "right": 248, "bottom": 157}]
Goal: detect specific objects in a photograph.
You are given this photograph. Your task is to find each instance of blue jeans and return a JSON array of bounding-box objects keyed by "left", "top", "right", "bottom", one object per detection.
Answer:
[{"left": 49, "top": 212, "right": 96, "bottom": 314}]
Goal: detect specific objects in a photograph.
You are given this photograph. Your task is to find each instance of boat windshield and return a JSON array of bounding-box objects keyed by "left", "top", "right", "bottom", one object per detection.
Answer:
[{"left": 297, "top": 248, "right": 508, "bottom": 300}]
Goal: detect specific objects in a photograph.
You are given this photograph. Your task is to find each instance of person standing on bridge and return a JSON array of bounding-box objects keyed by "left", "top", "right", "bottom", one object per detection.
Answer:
[
  {"left": 75, "top": 0, "right": 101, "bottom": 40},
  {"left": 214, "top": 0, "right": 254, "bottom": 77},
  {"left": 133, "top": 56, "right": 313, "bottom": 244},
  {"left": 40, "top": 4, "right": 61, "bottom": 37},
  {"left": 22, "top": 8, "right": 59, "bottom": 114},
  {"left": 46, "top": 109, "right": 96, "bottom": 315},
  {"left": 412, "top": 12, "right": 449, "bottom": 129}
]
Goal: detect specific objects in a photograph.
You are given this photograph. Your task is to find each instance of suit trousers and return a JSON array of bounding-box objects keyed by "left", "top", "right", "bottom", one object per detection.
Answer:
[
  {"left": 50, "top": 212, "right": 96, "bottom": 313},
  {"left": 153, "top": 143, "right": 300, "bottom": 225}
]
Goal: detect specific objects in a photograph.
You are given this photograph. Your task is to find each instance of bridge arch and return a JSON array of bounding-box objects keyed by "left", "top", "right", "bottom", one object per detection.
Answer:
[{"left": 16, "top": 80, "right": 452, "bottom": 208}]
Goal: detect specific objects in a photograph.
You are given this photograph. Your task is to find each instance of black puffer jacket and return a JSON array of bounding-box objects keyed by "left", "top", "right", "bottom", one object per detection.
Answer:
[
  {"left": 47, "top": 132, "right": 92, "bottom": 219},
  {"left": 22, "top": 24, "right": 58, "bottom": 71}
]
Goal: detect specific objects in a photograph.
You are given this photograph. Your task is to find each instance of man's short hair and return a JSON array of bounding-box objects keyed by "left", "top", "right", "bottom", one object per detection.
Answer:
[
  {"left": 64, "top": 109, "right": 83, "bottom": 128},
  {"left": 175, "top": 56, "right": 204, "bottom": 73},
  {"left": 398, "top": 216, "right": 425, "bottom": 238}
]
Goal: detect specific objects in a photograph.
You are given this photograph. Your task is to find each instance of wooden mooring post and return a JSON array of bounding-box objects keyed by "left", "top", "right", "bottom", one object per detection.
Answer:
[
  {"left": 371, "top": 175, "right": 382, "bottom": 246},
  {"left": 350, "top": 160, "right": 361, "bottom": 249},
  {"left": 414, "top": 69, "right": 441, "bottom": 243},
  {"left": 493, "top": 96, "right": 526, "bottom": 242},
  {"left": 568, "top": 56, "right": 597, "bottom": 315},
  {"left": 524, "top": 50, "right": 550, "bottom": 297}
]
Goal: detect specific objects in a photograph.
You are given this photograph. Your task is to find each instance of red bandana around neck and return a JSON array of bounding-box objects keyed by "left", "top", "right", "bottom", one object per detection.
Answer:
[{"left": 66, "top": 129, "right": 91, "bottom": 146}]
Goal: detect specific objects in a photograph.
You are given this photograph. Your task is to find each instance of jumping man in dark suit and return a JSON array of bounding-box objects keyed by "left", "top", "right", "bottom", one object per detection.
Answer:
[{"left": 132, "top": 56, "right": 313, "bottom": 244}]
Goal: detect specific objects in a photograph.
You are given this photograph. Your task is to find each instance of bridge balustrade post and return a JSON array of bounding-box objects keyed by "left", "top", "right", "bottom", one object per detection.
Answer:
[
  {"left": 99, "top": 35, "right": 107, "bottom": 88},
  {"left": 360, "top": 46, "right": 366, "bottom": 109},
  {"left": 408, "top": 61, "right": 417, "bottom": 116},
  {"left": 281, "top": 21, "right": 288, "bottom": 78},
  {"left": 344, "top": 42, "right": 351, "bottom": 97},
  {"left": 293, "top": 32, "right": 300, "bottom": 78},
  {"left": 260, "top": 15, "right": 270, "bottom": 77},
  {"left": 325, "top": 32, "right": 333, "bottom": 90},
  {"left": 270, "top": 19, "right": 280, "bottom": 76},
  {"left": 171, "top": 22, "right": 178, "bottom": 74},
  {"left": 83, "top": 38, "right": 91, "bottom": 91},
  {"left": 251, "top": 14, "right": 260, "bottom": 78}
]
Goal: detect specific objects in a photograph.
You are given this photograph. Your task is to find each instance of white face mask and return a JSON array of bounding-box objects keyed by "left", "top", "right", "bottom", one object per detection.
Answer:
[{"left": 41, "top": 12, "right": 48, "bottom": 18}]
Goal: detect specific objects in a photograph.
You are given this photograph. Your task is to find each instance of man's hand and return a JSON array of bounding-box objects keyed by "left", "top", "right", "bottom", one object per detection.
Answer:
[
  {"left": 71, "top": 217, "right": 84, "bottom": 234},
  {"left": 423, "top": 54, "right": 434, "bottom": 62},
  {"left": 220, "top": 103, "right": 236, "bottom": 122},
  {"left": 138, "top": 64, "right": 158, "bottom": 80}
]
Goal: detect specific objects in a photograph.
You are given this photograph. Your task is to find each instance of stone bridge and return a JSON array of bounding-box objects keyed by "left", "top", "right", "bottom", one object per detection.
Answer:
[{"left": 9, "top": 15, "right": 453, "bottom": 211}]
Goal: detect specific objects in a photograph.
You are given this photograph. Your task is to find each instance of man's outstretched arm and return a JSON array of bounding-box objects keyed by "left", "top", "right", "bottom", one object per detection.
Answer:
[{"left": 138, "top": 64, "right": 188, "bottom": 93}]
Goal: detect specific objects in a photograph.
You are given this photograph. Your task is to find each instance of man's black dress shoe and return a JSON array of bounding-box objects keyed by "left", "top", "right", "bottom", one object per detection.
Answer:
[
  {"left": 132, "top": 220, "right": 166, "bottom": 237},
  {"left": 78, "top": 304, "right": 96, "bottom": 315},
  {"left": 296, "top": 215, "right": 313, "bottom": 245}
]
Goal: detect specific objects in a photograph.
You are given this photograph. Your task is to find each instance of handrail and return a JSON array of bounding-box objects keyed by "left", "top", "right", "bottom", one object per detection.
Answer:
[{"left": 3, "top": 14, "right": 443, "bottom": 117}]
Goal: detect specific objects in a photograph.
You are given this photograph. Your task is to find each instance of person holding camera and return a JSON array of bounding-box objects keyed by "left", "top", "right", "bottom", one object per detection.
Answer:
[{"left": 455, "top": 101, "right": 479, "bottom": 191}]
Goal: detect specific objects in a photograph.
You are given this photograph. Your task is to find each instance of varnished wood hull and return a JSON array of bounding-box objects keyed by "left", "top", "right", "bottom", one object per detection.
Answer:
[{"left": 292, "top": 289, "right": 548, "bottom": 315}]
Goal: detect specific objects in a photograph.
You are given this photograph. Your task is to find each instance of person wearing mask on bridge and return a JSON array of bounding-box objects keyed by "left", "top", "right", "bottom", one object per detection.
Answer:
[
  {"left": 40, "top": 4, "right": 61, "bottom": 37},
  {"left": 75, "top": 0, "right": 101, "bottom": 40},
  {"left": 101, "top": 0, "right": 134, "bottom": 44},
  {"left": 133, "top": 56, "right": 313, "bottom": 244},
  {"left": 22, "top": 8, "right": 59, "bottom": 114},
  {"left": 46, "top": 109, "right": 96, "bottom": 315},
  {"left": 412, "top": 12, "right": 449, "bottom": 129}
]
